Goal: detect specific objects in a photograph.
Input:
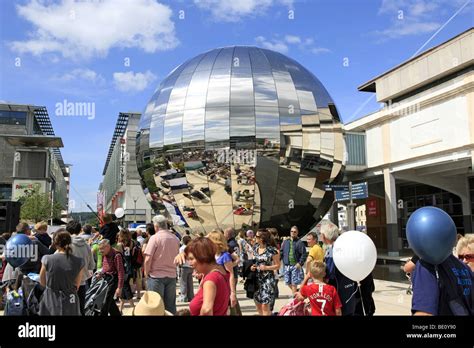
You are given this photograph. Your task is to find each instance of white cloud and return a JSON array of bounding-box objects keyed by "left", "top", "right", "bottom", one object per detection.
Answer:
[
  {"left": 194, "top": 0, "right": 293, "bottom": 22},
  {"left": 374, "top": 21, "right": 440, "bottom": 40},
  {"left": 378, "top": 0, "right": 439, "bottom": 15},
  {"left": 372, "top": 0, "right": 471, "bottom": 41},
  {"left": 284, "top": 35, "right": 301, "bottom": 44},
  {"left": 255, "top": 36, "right": 288, "bottom": 53},
  {"left": 53, "top": 68, "right": 105, "bottom": 84},
  {"left": 311, "top": 47, "right": 331, "bottom": 54},
  {"left": 255, "top": 35, "right": 330, "bottom": 55},
  {"left": 10, "top": 0, "right": 179, "bottom": 59},
  {"left": 113, "top": 70, "right": 157, "bottom": 92}
]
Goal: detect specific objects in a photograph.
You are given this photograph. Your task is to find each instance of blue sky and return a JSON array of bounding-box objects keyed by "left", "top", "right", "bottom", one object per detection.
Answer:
[{"left": 0, "top": 0, "right": 472, "bottom": 212}]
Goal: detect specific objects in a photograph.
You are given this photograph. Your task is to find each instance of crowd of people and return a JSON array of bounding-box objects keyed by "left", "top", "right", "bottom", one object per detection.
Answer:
[{"left": 0, "top": 216, "right": 473, "bottom": 316}]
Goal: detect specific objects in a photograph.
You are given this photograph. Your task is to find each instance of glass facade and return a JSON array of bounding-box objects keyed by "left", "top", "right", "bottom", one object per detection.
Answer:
[
  {"left": 137, "top": 46, "right": 344, "bottom": 234},
  {"left": 50, "top": 151, "right": 68, "bottom": 209},
  {"left": 399, "top": 183, "right": 464, "bottom": 238}
]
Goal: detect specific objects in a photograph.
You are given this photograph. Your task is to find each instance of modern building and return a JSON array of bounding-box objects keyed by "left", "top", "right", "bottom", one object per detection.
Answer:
[
  {"left": 344, "top": 27, "right": 474, "bottom": 255},
  {"left": 0, "top": 103, "right": 70, "bottom": 226},
  {"left": 99, "top": 112, "right": 152, "bottom": 225}
]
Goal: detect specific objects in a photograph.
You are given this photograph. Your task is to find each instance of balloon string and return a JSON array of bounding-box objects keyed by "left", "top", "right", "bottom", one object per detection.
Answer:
[
  {"left": 358, "top": 282, "right": 366, "bottom": 316},
  {"left": 345, "top": 285, "right": 359, "bottom": 304}
]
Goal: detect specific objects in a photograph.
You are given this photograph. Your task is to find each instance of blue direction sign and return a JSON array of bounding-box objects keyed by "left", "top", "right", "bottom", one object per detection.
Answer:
[
  {"left": 335, "top": 182, "right": 368, "bottom": 202},
  {"left": 323, "top": 184, "right": 349, "bottom": 191}
]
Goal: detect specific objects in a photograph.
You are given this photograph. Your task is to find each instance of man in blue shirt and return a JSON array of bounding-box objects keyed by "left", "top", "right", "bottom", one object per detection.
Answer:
[{"left": 412, "top": 254, "right": 473, "bottom": 316}]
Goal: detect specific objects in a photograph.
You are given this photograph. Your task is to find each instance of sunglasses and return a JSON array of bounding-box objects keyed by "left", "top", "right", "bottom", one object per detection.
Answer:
[
  {"left": 255, "top": 235, "right": 262, "bottom": 238},
  {"left": 458, "top": 254, "right": 474, "bottom": 261}
]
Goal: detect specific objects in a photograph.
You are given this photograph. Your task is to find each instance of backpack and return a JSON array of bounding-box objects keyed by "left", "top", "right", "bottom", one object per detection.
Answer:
[
  {"left": 420, "top": 255, "right": 474, "bottom": 316},
  {"left": 4, "top": 289, "right": 26, "bottom": 316},
  {"left": 131, "top": 241, "right": 144, "bottom": 269},
  {"left": 278, "top": 299, "right": 310, "bottom": 316},
  {"left": 119, "top": 247, "right": 133, "bottom": 277}
]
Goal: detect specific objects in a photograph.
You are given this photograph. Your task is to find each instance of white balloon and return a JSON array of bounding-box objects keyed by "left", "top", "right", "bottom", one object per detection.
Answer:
[
  {"left": 114, "top": 207, "right": 125, "bottom": 219},
  {"left": 333, "top": 230, "right": 377, "bottom": 282}
]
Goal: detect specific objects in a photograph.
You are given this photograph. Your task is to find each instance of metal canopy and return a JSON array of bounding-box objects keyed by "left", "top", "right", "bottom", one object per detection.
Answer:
[
  {"left": 102, "top": 112, "right": 130, "bottom": 175},
  {"left": 0, "top": 134, "right": 64, "bottom": 147},
  {"left": 33, "top": 106, "right": 66, "bottom": 171}
]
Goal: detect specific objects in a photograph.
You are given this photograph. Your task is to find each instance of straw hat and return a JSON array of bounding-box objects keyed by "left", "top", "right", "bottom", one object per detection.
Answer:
[{"left": 133, "top": 291, "right": 173, "bottom": 316}]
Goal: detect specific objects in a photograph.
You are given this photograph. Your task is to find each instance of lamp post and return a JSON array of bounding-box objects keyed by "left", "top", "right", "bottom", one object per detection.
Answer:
[
  {"left": 133, "top": 197, "right": 138, "bottom": 223},
  {"left": 347, "top": 181, "right": 356, "bottom": 231}
]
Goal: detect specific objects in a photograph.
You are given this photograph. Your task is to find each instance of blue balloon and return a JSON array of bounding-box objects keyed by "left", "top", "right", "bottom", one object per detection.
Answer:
[
  {"left": 406, "top": 206, "right": 456, "bottom": 265},
  {"left": 5, "top": 234, "right": 33, "bottom": 268}
]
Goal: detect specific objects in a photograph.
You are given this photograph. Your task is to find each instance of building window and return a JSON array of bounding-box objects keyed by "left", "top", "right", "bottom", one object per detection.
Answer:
[
  {"left": 0, "top": 184, "right": 12, "bottom": 200},
  {"left": 400, "top": 182, "right": 464, "bottom": 237},
  {"left": 0, "top": 111, "right": 27, "bottom": 125},
  {"left": 15, "top": 151, "right": 47, "bottom": 178}
]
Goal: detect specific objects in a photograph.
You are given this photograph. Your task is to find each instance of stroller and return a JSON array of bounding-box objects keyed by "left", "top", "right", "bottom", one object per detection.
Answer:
[{"left": 84, "top": 274, "right": 114, "bottom": 316}]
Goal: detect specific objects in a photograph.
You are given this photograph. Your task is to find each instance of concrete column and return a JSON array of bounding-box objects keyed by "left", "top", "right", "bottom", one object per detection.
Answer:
[
  {"left": 146, "top": 208, "right": 152, "bottom": 223},
  {"left": 383, "top": 168, "right": 399, "bottom": 255},
  {"left": 347, "top": 203, "right": 356, "bottom": 230},
  {"left": 462, "top": 177, "right": 472, "bottom": 235}
]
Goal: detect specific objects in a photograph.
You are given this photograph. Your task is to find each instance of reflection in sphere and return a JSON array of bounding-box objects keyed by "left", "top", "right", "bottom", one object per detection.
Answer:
[{"left": 136, "top": 46, "right": 344, "bottom": 236}]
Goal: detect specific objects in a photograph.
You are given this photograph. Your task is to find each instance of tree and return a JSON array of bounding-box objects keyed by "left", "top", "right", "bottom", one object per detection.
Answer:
[
  {"left": 20, "top": 191, "right": 62, "bottom": 223},
  {"left": 85, "top": 216, "right": 99, "bottom": 227}
]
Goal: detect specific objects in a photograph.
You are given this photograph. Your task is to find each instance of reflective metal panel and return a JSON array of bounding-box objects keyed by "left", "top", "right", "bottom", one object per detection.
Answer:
[
  {"left": 213, "top": 47, "right": 234, "bottom": 71},
  {"left": 166, "top": 73, "right": 194, "bottom": 114},
  {"left": 195, "top": 49, "right": 220, "bottom": 71},
  {"left": 272, "top": 70, "right": 300, "bottom": 111},
  {"left": 205, "top": 108, "right": 230, "bottom": 143},
  {"left": 184, "top": 70, "right": 212, "bottom": 110},
  {"left": 253, "top": 73, "right": 278, "bottom": 107},
  {"left": 230, "top": 72, "right": 254, "bottom": 107},
  {"left": 149, "top": 113, "right": 164, "bottom": 149},
  {"left": 206, "top": 70, "right": 231, "bottom": 108},
  {"left": 163, "top": 111, "right": 183, "bottom": 146},
  {"left": 182, "top": 108, "right": 205, "bottom": 143},
  {"left": 230, "top": 106, "right": 255, "bottom": 138}
]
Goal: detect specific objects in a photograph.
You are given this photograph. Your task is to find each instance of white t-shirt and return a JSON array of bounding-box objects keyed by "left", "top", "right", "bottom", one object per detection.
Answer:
[{"left": 179, "top": 244, "right": 192, "bottom": 267}]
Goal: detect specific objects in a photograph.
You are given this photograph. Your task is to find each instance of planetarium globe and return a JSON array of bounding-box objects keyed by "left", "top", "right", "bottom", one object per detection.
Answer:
[{"left": 136, "top": 46, "right": 344, "bottom": 235}]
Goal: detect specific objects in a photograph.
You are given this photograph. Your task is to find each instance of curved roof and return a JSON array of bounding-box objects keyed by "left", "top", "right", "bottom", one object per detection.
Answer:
[{"left": 139, "top": 45, "right": 337, "bottom": 137}]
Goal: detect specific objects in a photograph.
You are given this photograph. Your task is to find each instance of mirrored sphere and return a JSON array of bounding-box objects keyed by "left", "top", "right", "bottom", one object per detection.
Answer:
[{"left": 136, "top": 46, "right": 344, "bottom": 235}]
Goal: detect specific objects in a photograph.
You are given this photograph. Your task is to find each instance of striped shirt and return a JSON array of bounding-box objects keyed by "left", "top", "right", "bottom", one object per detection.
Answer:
[{"left": 102, "top": 248, "right": 125, "bottom": 289}]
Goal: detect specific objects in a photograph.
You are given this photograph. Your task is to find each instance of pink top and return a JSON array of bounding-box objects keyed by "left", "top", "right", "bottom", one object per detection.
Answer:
[
  {"left": 189, "top": 271, "right": 230, "bottom": 316},
  {"left": 144, "top": 229, "right": 180, "bottom": 278}
]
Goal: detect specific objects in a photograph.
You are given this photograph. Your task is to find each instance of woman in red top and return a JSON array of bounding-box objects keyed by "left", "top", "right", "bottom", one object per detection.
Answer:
[{"left": 185, "top": 237, "right": 230, "bottom": 316}]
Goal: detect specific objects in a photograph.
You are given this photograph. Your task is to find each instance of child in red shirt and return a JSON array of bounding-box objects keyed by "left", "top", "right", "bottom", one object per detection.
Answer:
[{"left": 296, "top": 261, "right": 342, "bottom": 316}]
